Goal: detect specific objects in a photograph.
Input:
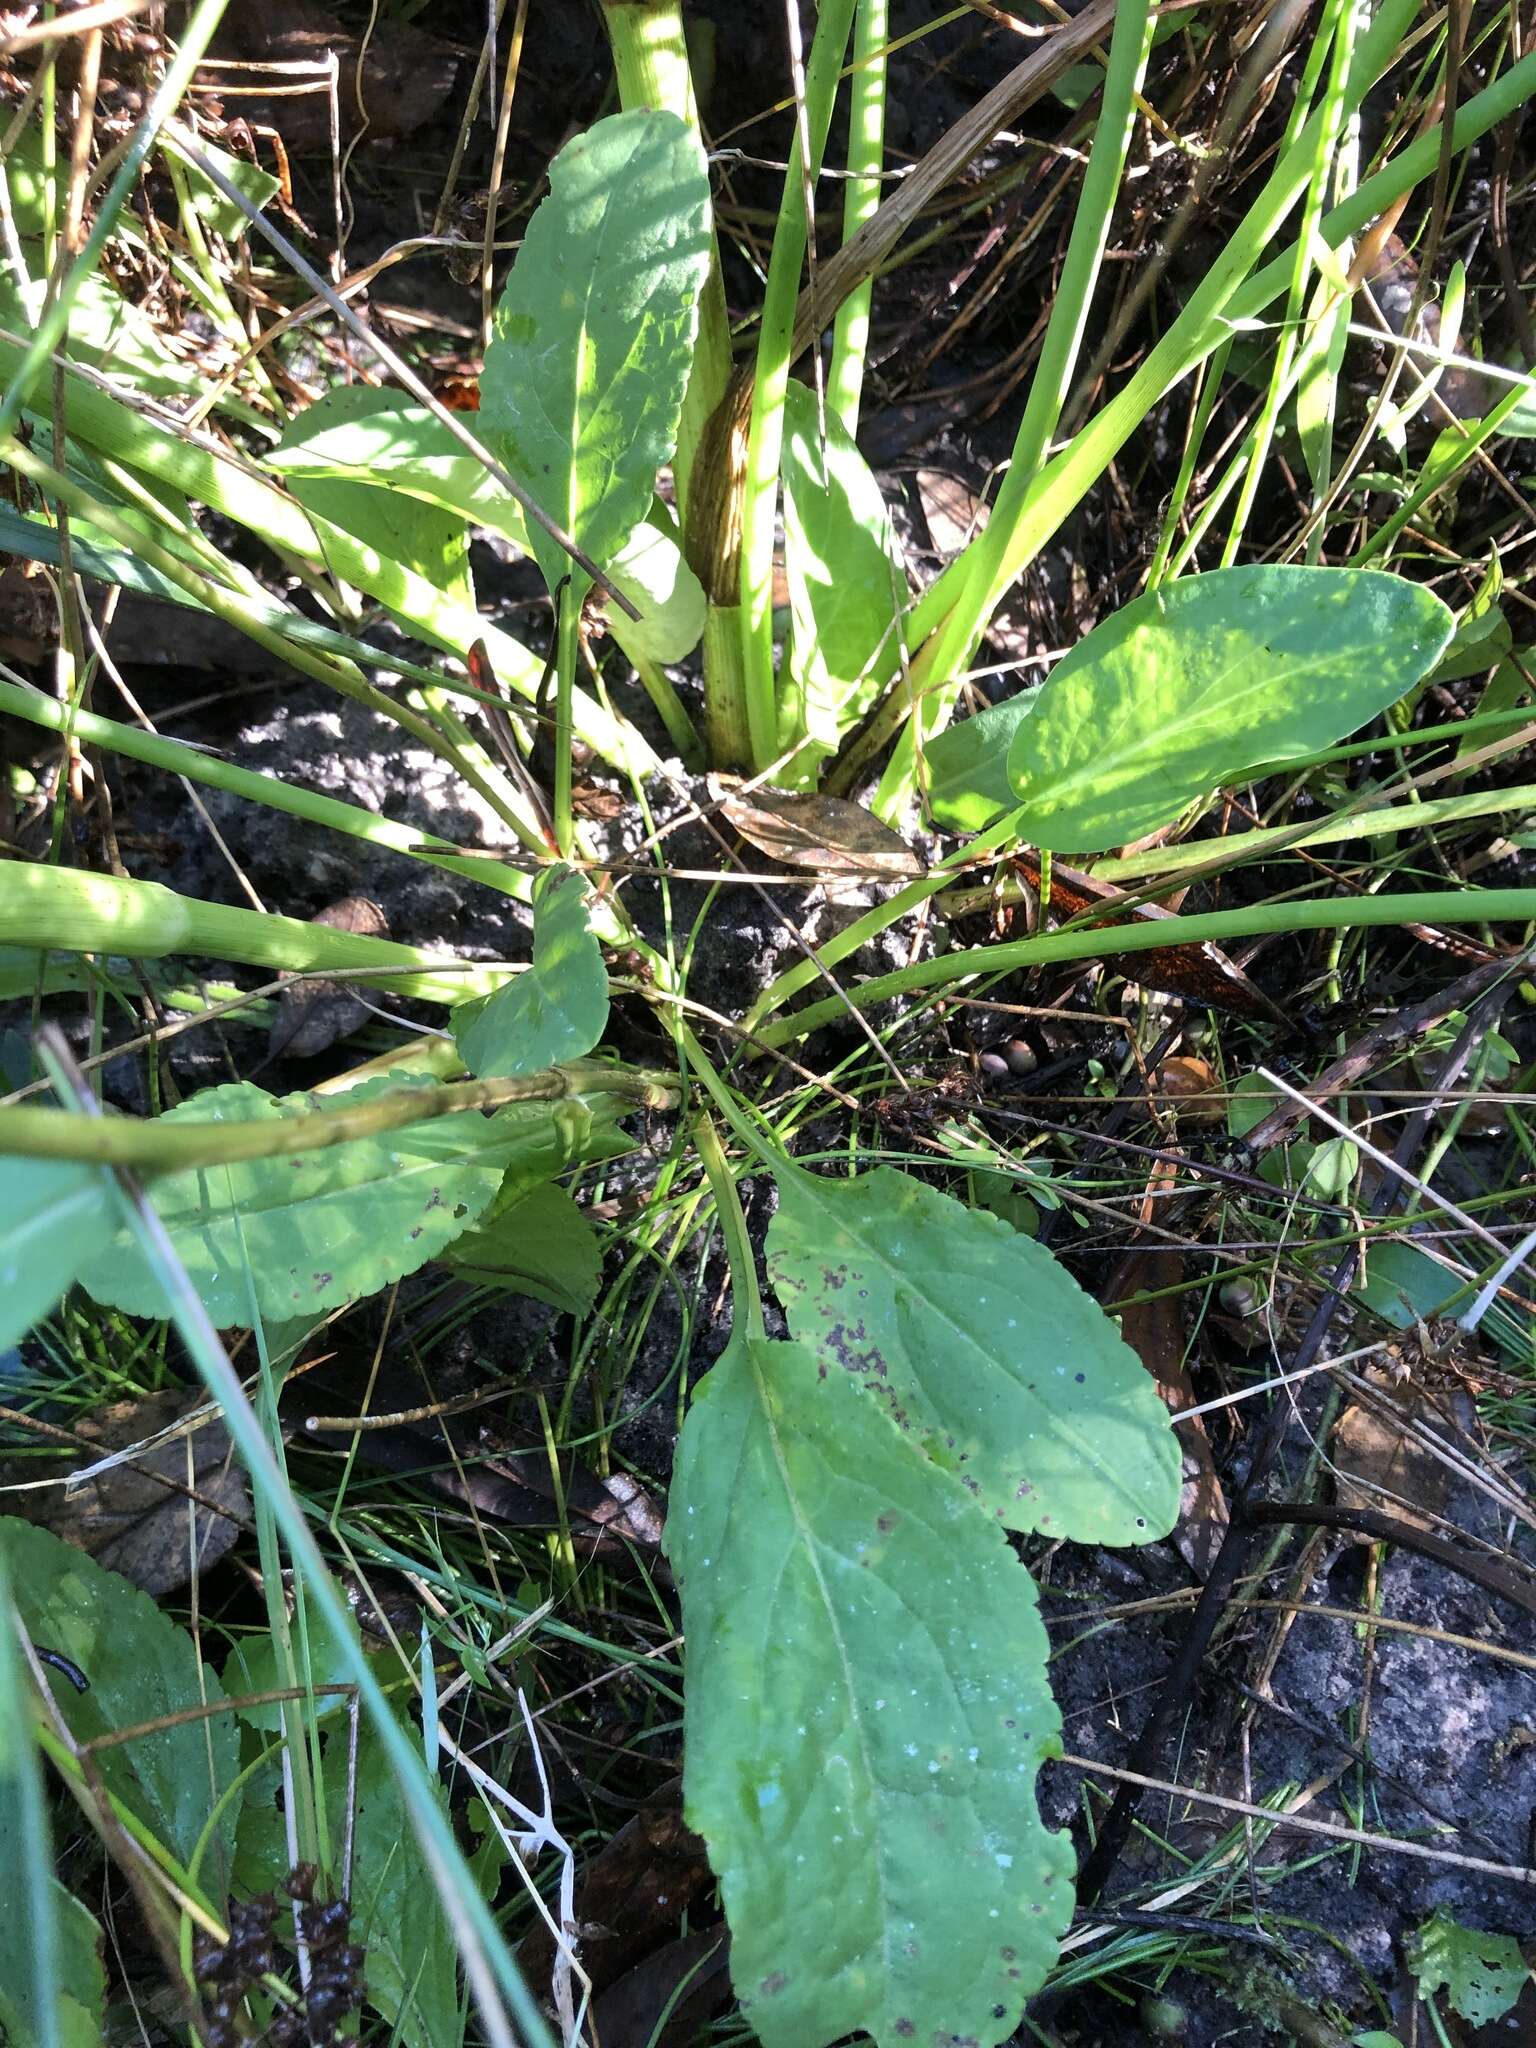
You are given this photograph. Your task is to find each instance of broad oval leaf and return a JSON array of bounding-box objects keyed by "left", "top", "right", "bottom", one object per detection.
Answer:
[
  {"left": 781, "top": 378, "right": 906, "bottom": 758},
  {"left": 922, "top": 691, "right": 1033, "bottom": 832},
  {"left": 76, "top": 1076, "right": 507, "bottom": 1325},
  {"left": 671, "top": 1335, "right": 1073, "bottom": 2048},
  {"left": 0, "top": 1518, "right": 241, "bottom": 1869},
  {"left": 274, "top": 386, "right": 474, "bottom": 607},
  {"left": 480, "top": 108, "right": 713, "bottom": 592},
  {"left": 0, "top": 1156, "right": 116, "bottom": 1348},
  {"left": 767, "top": 1165, "right": 1181, "bottom": 1543},
  {"left": 266, "top": 396, "right": 531, "bottom": 552},
  {"left": 454, "top": 865, "right": 608, "bottom": 1079},
  {"left": 444, "top": 1179, "right": 603, "bottom": 1312},
  {"left": 1006, "top": 565, "right": 1454, "bottom": 851},
  {"left": 596, "top": 517, "right": 707, "bottom": 666}
]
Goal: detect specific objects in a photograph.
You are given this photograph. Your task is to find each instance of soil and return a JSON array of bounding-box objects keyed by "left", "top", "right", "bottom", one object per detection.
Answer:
[{"left": 4, "top": 3, "right": 1535, "bottom": 2044}]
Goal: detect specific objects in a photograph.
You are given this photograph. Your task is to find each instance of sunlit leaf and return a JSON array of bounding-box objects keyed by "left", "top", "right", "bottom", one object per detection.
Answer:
[
  {"left": 76, "top": 1076, "right": 509, "bottom": 1325},
  {"left": 1409, "top": 1909, "right": 1530, "bottom": 2026},
  {"left": 671, "top": 1334, "right": 1073, "bottom": 2048},
  {"left": 1005, "top": 566, "right": 1454, "bottom": 851},
  {"left": 481, "top": 108, "right": 712, "bottom": 594},
  {"left": 767, "top": 1165, "right": 1181, "bottom": 1543},
  {"left": 780, "top": 378, "right": 905, "bottom": 756}
]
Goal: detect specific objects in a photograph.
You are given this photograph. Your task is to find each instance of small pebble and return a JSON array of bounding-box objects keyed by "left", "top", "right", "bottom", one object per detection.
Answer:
[
  {"left": 978, "top": 1051, "right": 1010, "bottom": 1079},
  {"left": 1220, "top": 1277, "right": 1261, "bottom": 1318},
  {"left": 1002, "top": 1037, "right": 1037, "bottom": 1075}
]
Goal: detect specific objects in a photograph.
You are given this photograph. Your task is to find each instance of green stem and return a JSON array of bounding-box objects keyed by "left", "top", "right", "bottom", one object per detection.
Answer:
[
  {"left": 554, "top": 581, "right": 581, "bottom": 856},
  {"left": 0, "top": 676, "right": 533, "bottom": 899},
  {"left": 0, "top": 0, "right": 231, "bottom": 437},
  {"left": 753, "top": 887, "right": 1536, "bottom": 1047},
  {"left": 738, "top": 0, "right": 858, "bottom": 770},
  {"left": 0, "top": 1059, "right": 675, "bottom": 1170},
  {"left": 827, "top": 0, "right": 889, "bottom": 437},
  {"left": 0, "top": 864, "right": 504, "bottom": 1005},
  {"left": 693, "top": 1112, "right": 766, "bottom": 1340},
  {"left": 870, "top": 0, "right": 1155, "bottom": 815},
  {"left": 938, "top": 782, "right": 1536, "bottom": 908},
  {"left": 601, "top": 0, "right": 731, "bottom": 526},
  {"left": 854, "top": 4, "right": 1536, "bottom": 802}
]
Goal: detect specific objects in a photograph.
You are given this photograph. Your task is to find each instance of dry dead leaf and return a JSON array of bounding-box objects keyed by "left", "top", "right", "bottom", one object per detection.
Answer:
[
  {"left": 714, "top": 783, "right": 926, "bottom": 878},
  {"left": 1105, "top": 1249, "right": 1229, "bottom": 1579},
  {"left": 1331, "top": 1371, "right": 1468, "bottom": 1531},
  {"left": 1152, "top": 1055, "right": 1227, "bottom": 1125},
  {"left": 591, "top": 1929, "right": 732, "bottom": 2048},
  {"left": 269, "top": 895, "right": 388, "bottom": 1059},
  {"left": 517, "top": 1782, "right": 715, "bottom": 1997},
  {"left": 13, "top": 1388, "right": 248, "bottom": 1595},
  {"left": 916, "top": 468, "right": 990, "bottom": 557}
]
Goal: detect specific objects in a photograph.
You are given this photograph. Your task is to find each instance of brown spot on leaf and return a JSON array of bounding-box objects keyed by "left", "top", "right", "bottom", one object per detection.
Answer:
[{"left": 760, "top": 1971, "right": 787, "bottom": 1997}]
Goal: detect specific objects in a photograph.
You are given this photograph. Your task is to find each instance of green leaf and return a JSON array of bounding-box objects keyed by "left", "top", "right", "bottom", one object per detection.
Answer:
[
  {"left": 766, "top": 1165, "right": 1181, "bottom": 1542},
  {"left": 274, "top": 387, "right": 474, "bottom": 607},
  {"left": 0, "top": 1156, "right": 116, "bottom": 1349},
  {"left": 922, "top": 692, "right": 1033, "bottom": 832},
  {"left": 444, "top": 1180, "right": 603, "bottom": 1312},
  {"left": 1004, "top": 566, "right": 1454, "bottom": 852},
  {"left": 671, "top": 1334, "right": 1073, "bottom": 2048},
  {"left": 222, "top": 1603, "right": 373, "bottom": 1732},
  {"left": 454, "top": 866, "right": 608, "bottom": 1079},
  {"left": 75, "top": 1076, "right": 508, "bottom": 1326},
  {"left": 0, "top": 1888, "right": 105, "bottom": 2048},
  {"left": 265, "top": 398, "right": 531, "bottom": 552},
  {"left": 1409, "top": 1909, "right": 1530, "bottom": 2026},
  {"left": 0, "top": 1519, "right": 241, "bottom": 1871},
  {"left": 480, "top": 108, "right": 713, "bottom": 592},
  {"left": 596, "top": 517, "right": 707, "bottom": 665},
  {"left": 780, "top": 378, "right": 905, "bottom": 756},
  {"left": 178, "top": 138, "right": 281, "bottom": 243}
]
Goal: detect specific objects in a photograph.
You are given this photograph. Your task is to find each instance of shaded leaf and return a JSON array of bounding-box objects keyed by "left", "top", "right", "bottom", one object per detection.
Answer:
[
  {"left": 0, "top": 1518, "right": 241, "bottom": 1871},
  {"left": 1005, "top": 566, "right": 1454, "bottom": 851},
  {"left": 0, "top": 1156, "right": 116, "bottom": 1350},
  {"left": 766, "top": 1164, "right": 1181, "bottom": 1543},
  {"left": 480, "top": 108, "right": 713, "bottom": 593},
  {"left": 13, "top": 1386, "right": 248, "bottom": 1596},
  {"left": 180, "top": 138, "right": 281, "bottom": 242},
  {"left": 1410, "top": 1909, "right": 1530, "bottom": 2026},
  {"left": 76, "top": 1076, "right": 507, "bottom": 1326},
  {"left": 718, "top": 785, "right": 925, "bottom": 878},
  {"left": 1104, "top": 1250, "right": 1228, "bottom": 1580},
  {"left": 670, "top": 1334, "right": 1073, "bottom": 2048},
  {"left": 781, "top": 379, "right": 905, "bottom": 755},
  {"left": 444, "top": 1180, "right": 603, "bottom": 1312},
  {"left": 517, "top": 1781, "right": 713, "bottom": 1996},
  {"left": 222, "top": 1602, "right": 372, "bottom": 1732},
  {"left": 454, "top": 866, "right": 608, "bottom": 1078},
  {"left": 923, "top": 692, "right": 1032, "bottom": 832},
  {"left": 590, "top": 1930, "right": 732, "bottom": 2048}
]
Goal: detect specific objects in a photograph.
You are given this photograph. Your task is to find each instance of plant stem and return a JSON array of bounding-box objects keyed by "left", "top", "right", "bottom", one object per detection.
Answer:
[
  {"left": 0, "top": 864, "right": 504, "bottom": 1005},
  {"left": 753, "top": 887, "right": 1536, "bottom": 1047},
  {"left": 693, "top": 1112, "right": 766, "bottom": 1341},
  {"left": 0, "top": 1059, "right": 677, "bottom": 1170},
  {"left": 827, "top": 0, "right": 888, "bottom": 438},
  {"left": 738, "top": 0, "right": 858, "bottom": 771},
  {"left": 554, "top": 579, "right": 582, "bottom": 856},
  {"left": 601, "top": 0, "right": 731, "bottom": 528}
]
